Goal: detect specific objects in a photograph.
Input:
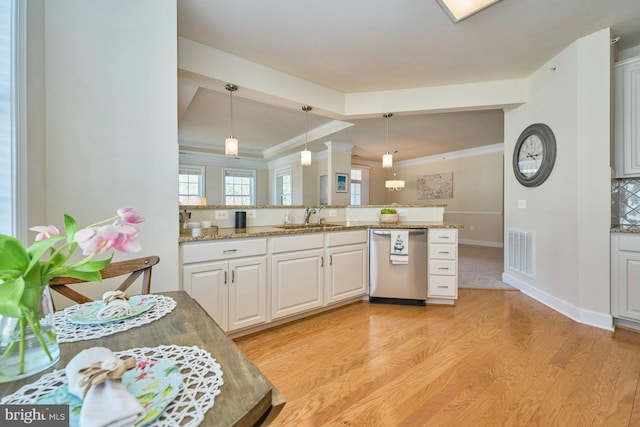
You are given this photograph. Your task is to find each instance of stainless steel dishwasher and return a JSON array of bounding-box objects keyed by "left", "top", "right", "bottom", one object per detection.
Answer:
[{"left": 369, "top": 229, "right": 428, "bottom": 305}]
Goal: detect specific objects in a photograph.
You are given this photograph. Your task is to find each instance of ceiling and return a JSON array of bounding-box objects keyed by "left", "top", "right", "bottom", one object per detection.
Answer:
[{"left": 177, "top": 0, "right": 640, "bottom": 163}]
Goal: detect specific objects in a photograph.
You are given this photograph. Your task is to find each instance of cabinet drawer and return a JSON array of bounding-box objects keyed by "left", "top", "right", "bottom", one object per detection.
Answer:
[
  {"left": 429, "top": 259, "right": 457, "bottom": 276},
  {"left": 270, "top": 233, "right": 324, "bottom": 253},
  {"left": 428, "top": 228, "right": 458, "bottom": 244},
  {"left": 182, "top": 238, "right": 267, "bottom": 263},
  {"left": 428, "top": 275, "right": 457, "bottom": 298},
  {"left": 429, "top": 244, "right": 457, "bottom": 260},
  {"left": 326, "top": 230, "right": 368, "bottom": 247}
]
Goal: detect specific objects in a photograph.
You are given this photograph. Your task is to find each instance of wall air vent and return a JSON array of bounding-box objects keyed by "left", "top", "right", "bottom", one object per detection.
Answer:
[{"left": 508, "top": 230, "right": 535, "bottom": 278}]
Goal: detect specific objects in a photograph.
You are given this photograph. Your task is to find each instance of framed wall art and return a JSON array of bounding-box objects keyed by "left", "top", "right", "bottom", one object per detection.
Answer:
[{"left": 336, "top": 173, "right": 348, "bottom": 193}]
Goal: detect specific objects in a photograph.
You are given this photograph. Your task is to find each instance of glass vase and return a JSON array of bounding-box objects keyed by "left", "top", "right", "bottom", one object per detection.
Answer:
[{"left": 0, "top": 285, "right": 60, "bottom": 383}]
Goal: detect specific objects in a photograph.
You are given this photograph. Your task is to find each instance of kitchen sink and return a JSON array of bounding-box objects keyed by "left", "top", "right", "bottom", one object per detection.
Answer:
[{"left": 275, "top": 223, "right": 341, "bottom": 229}]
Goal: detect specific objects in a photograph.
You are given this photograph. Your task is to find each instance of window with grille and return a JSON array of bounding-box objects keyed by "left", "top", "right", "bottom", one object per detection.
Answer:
[
  {"left": 179, "top": 165, "right": 205, "bottom": 200},
  {"left": 276, "top": 167, "right": 292, "bottom": 205},
  {"left": 350, "top": 169, "right": 362, "bottom": 205},
  {"left": 224, "top": 168, "right": 255, "bottom": 205}
]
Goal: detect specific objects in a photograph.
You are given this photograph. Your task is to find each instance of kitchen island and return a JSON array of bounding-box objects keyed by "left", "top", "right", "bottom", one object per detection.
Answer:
[{"left": 180, "top": 221, "right": 461, "bottom": 338}]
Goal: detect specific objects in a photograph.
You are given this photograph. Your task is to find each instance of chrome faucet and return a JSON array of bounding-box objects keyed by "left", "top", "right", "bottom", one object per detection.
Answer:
[
  {"left": 316, "top": 207, "right": 325, "bottom": 225},
  {"left": 179, "top": 209, "right": 191, "bottom": 230},
  {"left": 303, "top": 208, "right": 316, "bottom": 226}
]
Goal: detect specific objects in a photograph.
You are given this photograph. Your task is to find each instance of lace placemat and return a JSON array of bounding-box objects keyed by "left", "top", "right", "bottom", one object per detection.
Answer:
[
  {"left": 1, "top": 345, "right": 224, "bottom": 427},
  {"left": 54, "top": 295, "right": 177, "bottom": 343}
]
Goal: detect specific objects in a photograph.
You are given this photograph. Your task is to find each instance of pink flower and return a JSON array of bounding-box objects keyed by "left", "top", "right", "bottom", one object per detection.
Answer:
[
  {"left": 74, "top": 225, "right": 118, "bottom": 256},
  {"left": 117, "top": 207, "right": 144, "bottom": 224},
  {"left": 74, "top": 224, "right": 141, "bottom": 256},
  {"left": 30, "top": 225, "right": 60, "bottom": 241},
  {"left": 113, "top": 224, "right": 142, "bottom": 253}
]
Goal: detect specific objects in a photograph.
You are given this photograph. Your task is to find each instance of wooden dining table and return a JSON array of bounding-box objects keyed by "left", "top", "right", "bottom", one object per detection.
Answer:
[{"left": 0, "top": 290, "right": 285, "bottom": 426}]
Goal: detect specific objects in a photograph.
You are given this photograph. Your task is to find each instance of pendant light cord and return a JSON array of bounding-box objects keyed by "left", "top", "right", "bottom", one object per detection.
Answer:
[{"left": 229, "top": 89, "right": 234, "bottom": 137}]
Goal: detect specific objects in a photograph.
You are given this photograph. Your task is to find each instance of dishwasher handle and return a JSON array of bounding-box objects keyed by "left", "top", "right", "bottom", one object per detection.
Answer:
[{"left": 372, "top": 230, "right": 426, "bottom": 236}]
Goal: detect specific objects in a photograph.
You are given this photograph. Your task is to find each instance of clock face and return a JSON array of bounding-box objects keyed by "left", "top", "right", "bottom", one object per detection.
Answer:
[
  {"left": 512, "top": 123, "right": 556, "bottom": 187},
  {"left": 517, "top": 134, "right": 545, "bottom": 177}
]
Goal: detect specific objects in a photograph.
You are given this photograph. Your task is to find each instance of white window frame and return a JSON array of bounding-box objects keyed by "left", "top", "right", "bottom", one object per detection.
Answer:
[
  {"left": 179, "top": 165, "right": 205, "bottom": 200},
  {"left": 1, "top": 0, "right": 25, "bottom": 239},
  {"left": 275, "top": 166, "right": 292, "bottom": 206},
  {"left": 223, "top": 168, "right": 256, "bottom": 206},
  {"left": 350, "top": 169, "right": 362, "bottom": 206}
]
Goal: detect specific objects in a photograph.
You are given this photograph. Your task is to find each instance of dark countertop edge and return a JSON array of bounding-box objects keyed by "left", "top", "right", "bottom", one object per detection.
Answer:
[
  {"left": 179, "top": 222, "right": 461, "bottom": 243},
  {"left": 611, "top": 226, "right": 640, "bottom": 233},
  {"left": 179, "top": 204, "right": 448, "bottom": 210}
]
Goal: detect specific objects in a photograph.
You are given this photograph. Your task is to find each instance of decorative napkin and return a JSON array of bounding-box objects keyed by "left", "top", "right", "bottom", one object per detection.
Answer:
[
  {"left": 96, "top": 291, "right": 131, "bottom": 320},
  {"left": 390, "top": 231, "right": 409, "bottom": 265},
  {"left": 66, "top": 347, "right": 143, "bottom": 427}
]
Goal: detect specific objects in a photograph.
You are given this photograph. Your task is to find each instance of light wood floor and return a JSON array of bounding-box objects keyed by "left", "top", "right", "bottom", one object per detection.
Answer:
[{"left": 234, "top": 289, "right": 640, "bottom": 426}]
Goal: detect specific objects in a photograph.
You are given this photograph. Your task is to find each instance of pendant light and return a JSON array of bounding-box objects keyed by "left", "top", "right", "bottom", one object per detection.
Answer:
[
  {"left": 382, "top": 113, "right": 393, "bottom": 168},
  {"left": 301, "top": 105, "right": 312, "bottom": 166},
  {"left": 382, "top": 112, "right": 404, "bottom": 190},
  {"left": 385, "top": 171, "right": 405, "bottom": 191},
  {"left": 225, "top": 84, "right": 239, "bottom": 156}
]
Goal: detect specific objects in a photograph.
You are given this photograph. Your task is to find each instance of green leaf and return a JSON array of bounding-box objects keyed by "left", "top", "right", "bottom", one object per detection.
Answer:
[
  {"left": 50, "top": 269, "right": 102, "bottom": 283},
  {"left": 64, "top": 214, "right": 78, "bottom": 242},
  {"left": 0, "top": 235, "right": 29, "bottom": 279},
  {"left": 0, "top": 277, "right": 25, "bottom": 318},
  {"left": 25, "top": 235, "right": 66, "bottom": 272},
  {"left": 71, "top": 257, "right": 112, "bottom": 272}
]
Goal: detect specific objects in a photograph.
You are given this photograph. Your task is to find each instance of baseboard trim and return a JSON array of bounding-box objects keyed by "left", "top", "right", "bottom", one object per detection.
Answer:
[
  {"left": 459, "top": 239, "right": 503, "bottom": 248},
  {"left": 502, "top": 273, "right": 613, "bottom": 331}
]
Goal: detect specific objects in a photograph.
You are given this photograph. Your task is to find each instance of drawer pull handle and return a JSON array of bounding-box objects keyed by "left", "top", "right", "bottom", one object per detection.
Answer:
[
  {"left": 224, "top": 271, "right": 227, "bottom": 285},
  {"left": 438, "top": 251, "right": 450, "bottom": 254},
  {"left": 439, "top": 236, "right": 450, "bottom": 239},
  {"left": 438, "top": 267, "right": 449, "bottom": 271},
  {"left": 223, "top": 249, "right": 237, "bottom": 253},
  {"left": 437, "top": 285, "right": 448, "bottom": 288}
]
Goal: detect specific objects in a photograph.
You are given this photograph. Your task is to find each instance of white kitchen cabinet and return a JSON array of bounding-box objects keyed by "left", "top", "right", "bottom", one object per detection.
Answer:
[
  {"left": 614, "top": 56, "right": 640, "bottom": 177},
  {"left": 270, "top": 233, "right": 325, "bottom": 320},
  {"left": 182, "top": 239, "right": 268, "bottom": 332},
  {"left": 611, "top": 233, "right": 640, "bottom": 322},
  {"left": 427, "top": 228, "right": 458, "bottom": 299},
  {"left": 325, "top": 230, "right": 368, "bottom": 304}
]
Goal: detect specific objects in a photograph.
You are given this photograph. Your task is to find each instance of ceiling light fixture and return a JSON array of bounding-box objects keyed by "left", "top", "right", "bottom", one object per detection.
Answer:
[
  {"left": 385, "top": 172, "right": 405, "bottom": 191},
  {"left": 382, "top": 113, "right": 393, "bottom": 168},
  {"left": 436, "top": 0, "right": 502, "bottom": 23},
  {"left": 301, "top": 105, "right": 312, "bottom": 166},
  {"left": 224, "top": 83, "right": 239, "bottom": 156}
]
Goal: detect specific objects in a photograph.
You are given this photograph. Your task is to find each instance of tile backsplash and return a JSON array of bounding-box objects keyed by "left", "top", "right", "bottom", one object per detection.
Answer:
[{"left": 612, "top": 178, "right": 640, "bottom": 226}]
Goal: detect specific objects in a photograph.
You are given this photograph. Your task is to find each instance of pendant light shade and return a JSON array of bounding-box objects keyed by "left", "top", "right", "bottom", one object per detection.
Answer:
[
  {"left": 382, "top": 153, "right": 393, "bottom": 168},
  {"left": 385, "top": 173, "right": 405, "bottom": 191},
  {"left": 301, "top": 105, "right": 312, "bottom": 166},
  {"left": 382, "top": 113, "right": 393, "bottom": 168},
  {"left": 225, "top": 137, "right": 238, "bottom": 157},
  {"left": 225, "top": 84, "right": 239, "bottom": 156}
]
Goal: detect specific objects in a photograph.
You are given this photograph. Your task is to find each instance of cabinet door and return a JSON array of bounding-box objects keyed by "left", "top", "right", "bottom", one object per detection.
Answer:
[
  {"left": 182, "top": 261, "right": 229, "bottom": 331},
  {"left": 615, "top": 57, "right": 640, "bottom": 177},
  {"left": 326, "top": 244, "right": 367, "bottom": 304},
  {"left": 271, "top": 250, "right": 324, "bottom": 320},
  {"left": 617, "top": 251, "right": 640, "bottom": 321},
  {"left": 228, "top": 256, "right": 267, "bottom": 331}
]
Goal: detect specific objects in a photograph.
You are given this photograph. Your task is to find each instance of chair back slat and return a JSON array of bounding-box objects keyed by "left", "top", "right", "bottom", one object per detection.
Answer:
[{"left": 49, "top": 255, "right": 159, "bottom": 307}]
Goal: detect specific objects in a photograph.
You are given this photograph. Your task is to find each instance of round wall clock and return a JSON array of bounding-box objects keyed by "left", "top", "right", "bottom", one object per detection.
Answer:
[{"left": 512, "top": 123, "right": 557, "bottom": 187}]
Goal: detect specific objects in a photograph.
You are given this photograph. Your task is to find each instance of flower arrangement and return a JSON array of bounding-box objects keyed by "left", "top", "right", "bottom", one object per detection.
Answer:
[{"left": 0, "top": 207, "right": 144, "bottom": 379}]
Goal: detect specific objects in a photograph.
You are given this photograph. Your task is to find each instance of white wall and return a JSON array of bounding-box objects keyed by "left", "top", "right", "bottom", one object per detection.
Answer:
[
  {"left": 503, "top": 28, "right": 612, "bottom": 329},
  {"left": 42, "top": 1, "right": 179, "bottom": 292}
]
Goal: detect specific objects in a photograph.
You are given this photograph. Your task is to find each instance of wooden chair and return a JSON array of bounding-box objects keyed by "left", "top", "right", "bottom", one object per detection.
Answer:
[{"left": 49, "top": 255, "right": 160, "bottom": 305}]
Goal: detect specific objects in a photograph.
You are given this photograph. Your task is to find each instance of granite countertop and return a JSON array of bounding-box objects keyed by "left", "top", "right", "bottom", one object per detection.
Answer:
[
  {"left": 179, "top": 221, "right": 461, "bottom": 243},
  {"left": 611, "top": 225, "right": 640, "bottom": 233}
]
